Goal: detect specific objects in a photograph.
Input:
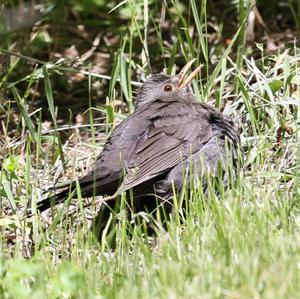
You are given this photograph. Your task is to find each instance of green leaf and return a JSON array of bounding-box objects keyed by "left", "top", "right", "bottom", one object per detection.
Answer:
[
  {"left": 11, "top": 86, "right": 38, "bottom": 143},
  {"left": 106, "top": 104, "right": 115, "bottom": 124},
  {"left": 3, "top": 155, "right": 19, "bottom": 172},
  {"left": 1, "top": 174, "right": 17, "bottom": 211},
  {"left": 269, "top": 80, "right": 283, "bottom": 93},
  {"left": 43, "top": 66, "right": 65, "bottom": 166}
]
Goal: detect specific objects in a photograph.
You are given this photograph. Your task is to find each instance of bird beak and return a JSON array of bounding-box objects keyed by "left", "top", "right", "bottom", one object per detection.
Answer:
[{"left": 177, "top": 59, "right": 203, "bottom": 89}]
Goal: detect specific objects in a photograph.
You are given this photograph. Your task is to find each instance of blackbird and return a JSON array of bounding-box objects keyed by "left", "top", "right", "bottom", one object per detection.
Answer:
[{"left": 35, "top": 60, "right": 240, "bottom": 222}]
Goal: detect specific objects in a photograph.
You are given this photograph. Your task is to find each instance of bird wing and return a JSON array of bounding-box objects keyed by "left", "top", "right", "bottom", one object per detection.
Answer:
[{"left": 114, "top": 102, "right": 212, "bottom": 195}]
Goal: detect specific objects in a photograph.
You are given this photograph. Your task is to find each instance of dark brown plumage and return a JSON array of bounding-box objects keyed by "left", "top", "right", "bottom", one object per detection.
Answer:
[{"left": 35, "top": 63, "right": 240, "bottom": 221}]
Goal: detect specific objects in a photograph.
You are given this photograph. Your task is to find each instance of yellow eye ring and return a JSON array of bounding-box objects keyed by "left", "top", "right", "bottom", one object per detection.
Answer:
[{"left": 164, "top": 84, "right": 173, "bottom": 92}]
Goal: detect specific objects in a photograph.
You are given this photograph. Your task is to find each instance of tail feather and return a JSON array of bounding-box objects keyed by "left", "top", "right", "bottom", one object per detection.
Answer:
[
  {"left": 36, "top": 187, "right": 74, "bottom": 213},
  {"left": 32, "top": 177, "right": 119, "bottom": 215},
  {"left": 44, "top": 180, "right": 75, "bottom": 193},
  {"left": 36, "top": 177, "right": 97, "bottom": 213}
]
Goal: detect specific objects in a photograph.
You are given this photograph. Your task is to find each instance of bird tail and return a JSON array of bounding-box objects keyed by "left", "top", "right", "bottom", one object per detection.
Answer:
[
  {"left": 28, "top": 174, "right": 120, "bottom": 216},
  {"left": 30, "top": 178, "right": 109, "bottom": 215},
  {"left": 25, "top": 181, "right": 78, "bottom": 217},
  {"left": 36, "top": 186, "right": 75, "bottom": 213}
]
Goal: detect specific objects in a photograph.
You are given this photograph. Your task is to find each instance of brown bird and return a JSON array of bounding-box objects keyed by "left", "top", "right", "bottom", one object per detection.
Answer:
[{"left": 35, "top": 60, "right": 240, "bottom": 224}]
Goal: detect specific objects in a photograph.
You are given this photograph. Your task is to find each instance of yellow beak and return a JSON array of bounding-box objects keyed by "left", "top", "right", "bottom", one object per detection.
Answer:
[{"left": 177, "top": 59, "right": 203, "bottom": 89}]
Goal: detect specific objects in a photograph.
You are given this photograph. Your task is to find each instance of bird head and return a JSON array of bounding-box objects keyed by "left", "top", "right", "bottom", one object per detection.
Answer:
[{"left": 135, "top": 60, "right": 203, "bottom": 108}]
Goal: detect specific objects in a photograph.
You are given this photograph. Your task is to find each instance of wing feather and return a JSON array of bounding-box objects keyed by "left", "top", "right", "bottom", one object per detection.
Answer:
[{"left": 114, "top": 109, "right": 212, "bottom": 195}]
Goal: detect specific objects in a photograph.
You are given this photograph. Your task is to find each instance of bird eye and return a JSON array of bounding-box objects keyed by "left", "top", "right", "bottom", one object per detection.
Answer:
[{"left": 164, "top": 84, "right": 173, "bottom": 92}]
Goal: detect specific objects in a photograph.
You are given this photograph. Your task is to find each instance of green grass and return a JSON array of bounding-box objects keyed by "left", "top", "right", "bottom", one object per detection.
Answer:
[{"left": 1, "top": 1, "right": 300, "bottom": 298}]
